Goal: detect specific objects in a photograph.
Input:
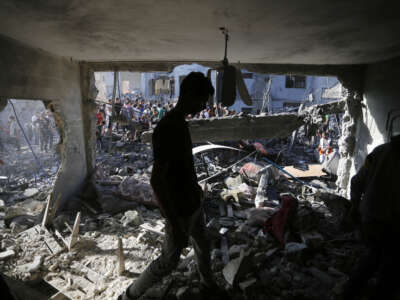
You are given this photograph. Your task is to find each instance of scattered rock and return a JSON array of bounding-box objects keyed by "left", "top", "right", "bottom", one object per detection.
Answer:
[
  {"left": 0, "top": 249, "right": 15, "bottom": 260},
  {"left": 121, "top": 210, "right": 143, "bottom": 227},
  {"left": 222, "top": 250, "right": 253, "bottom": 286},
  {"left": 22, "top": 188, "right": 39, "bottom": 199},
  {"left": 17, "top": 255, "right": 43, "bottom": 273}
]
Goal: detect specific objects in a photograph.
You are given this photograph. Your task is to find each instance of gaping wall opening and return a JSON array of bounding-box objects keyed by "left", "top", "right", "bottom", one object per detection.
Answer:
[{"left": 0, "top": 99, "right": 61, "bottom": 231}]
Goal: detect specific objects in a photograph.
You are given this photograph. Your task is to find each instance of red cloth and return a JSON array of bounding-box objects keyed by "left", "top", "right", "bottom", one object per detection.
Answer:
[
  {"left": 96, "top": 112, "right": 104, "bottom": 125},
  {"left": 263, "top": 194, "right": 298, "bottom": 245}
]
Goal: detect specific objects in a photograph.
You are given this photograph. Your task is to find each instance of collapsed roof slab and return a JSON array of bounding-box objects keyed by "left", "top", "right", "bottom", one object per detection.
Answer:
[{"left": 142, "top": 113, "right": 304, "bottom": 143}]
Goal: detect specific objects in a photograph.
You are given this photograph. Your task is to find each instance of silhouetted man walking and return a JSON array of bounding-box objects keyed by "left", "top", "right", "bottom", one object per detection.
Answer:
[{"left": 119, "top": 72, "right": 224, "bottom": 300}]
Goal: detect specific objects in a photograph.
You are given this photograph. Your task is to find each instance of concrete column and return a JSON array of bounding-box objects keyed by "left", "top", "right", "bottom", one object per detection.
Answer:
[{"left": 0, "top": 35, "right": 88, "bottom": 212}]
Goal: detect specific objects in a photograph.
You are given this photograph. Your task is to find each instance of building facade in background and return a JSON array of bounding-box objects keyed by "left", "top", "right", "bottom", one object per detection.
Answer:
[{"left": 94, "top": 65, "right": 343, "bottom": 113}]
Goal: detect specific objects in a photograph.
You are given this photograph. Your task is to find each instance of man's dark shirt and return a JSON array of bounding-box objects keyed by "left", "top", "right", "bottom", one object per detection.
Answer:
[
  {"left": 150, "top": 109, "right": 201, "bottom": 218},
  {"left": 351, "top": 135, "right": 400, "bottom": 226}
]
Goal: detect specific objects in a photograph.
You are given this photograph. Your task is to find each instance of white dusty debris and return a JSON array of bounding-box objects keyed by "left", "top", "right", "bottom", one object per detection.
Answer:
[{"left": 0, "top": 134, "right": 367, "bottom": 299}]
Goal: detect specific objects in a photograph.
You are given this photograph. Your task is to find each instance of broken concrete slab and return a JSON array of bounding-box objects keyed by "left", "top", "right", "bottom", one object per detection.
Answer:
[{"left": 142, "top": 113, "right": 305, "bottom": 143}]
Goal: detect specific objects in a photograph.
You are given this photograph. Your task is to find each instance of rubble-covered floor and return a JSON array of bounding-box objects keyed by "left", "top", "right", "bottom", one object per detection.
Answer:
[{"left": 0, "top": 137, "right": 368, "bottom": 300}]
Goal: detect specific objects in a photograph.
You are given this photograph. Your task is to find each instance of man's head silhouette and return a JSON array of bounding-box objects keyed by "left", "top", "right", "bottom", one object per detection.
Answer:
[{"left": 176, "top": 72, "right": 214, "bottom": 116}]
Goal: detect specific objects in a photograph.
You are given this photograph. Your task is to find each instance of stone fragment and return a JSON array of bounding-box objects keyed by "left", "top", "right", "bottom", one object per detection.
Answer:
[
  {"left": 121, "top": 210, "right": 143, "bottom": 227},
  {"left": 224, "top": 176, "right": 243, "bottom": 189},
  {"left": 301, "top": 231, "right": 324, "bottom": 249},
  {"left": 219, "top": 227, "right": 229, "bottom": 235},
  {"left": 17, "top": 255, "right": 43, "bottom": 273},
  {"left": 228, "top": 244, "right": 247, "bottom": 257},
  {"left": 22, "top": 188, "right": 39, "bottom": 199},
  {"left": 239, "top": 278, "right": 257, "bottom": 291},
  {"left": 0, "top": 199, "right": 5, "bottom": 209},
  {"left": 0, "top": 250, "right": 15, "bottom": 260},
  {"left": 246, "top": 207, "right": 276, "bottom": 227},
  {"left": 222, "top": 250, "right": 252, "bottom": 286},
  {"left": 285, "top": 242, "right": 307, "bottom": 254}
]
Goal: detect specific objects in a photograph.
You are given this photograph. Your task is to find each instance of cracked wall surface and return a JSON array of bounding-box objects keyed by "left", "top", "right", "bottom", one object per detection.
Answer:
[
  {"left": 344, "top": 57, "right": 400, "bottom": 196},
  {"left": 0, "top": 35, "right": 87, "bottom": 212}
]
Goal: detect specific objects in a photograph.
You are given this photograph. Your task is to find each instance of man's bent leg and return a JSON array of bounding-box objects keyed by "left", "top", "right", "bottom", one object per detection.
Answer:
[
  {"left": 188, "top": 208, "right": 215, "bottom": 288},
  {"left": 126, "top": 223, "right": 184, "bottom": 299}
]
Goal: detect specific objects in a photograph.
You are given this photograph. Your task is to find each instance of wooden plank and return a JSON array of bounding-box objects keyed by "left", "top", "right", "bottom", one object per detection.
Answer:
[
  {"left": 68, "top": 212, "right": 81, "bottom": 251},
  {"left": 117, "top": 237, "right": 125, "bottom": 275},
  {"left": 54, "top": 230, "right": 69, "bottom": 248},
  {"left": 41, "top": 195, "right": 53, "bottom": 228},
  {"left": 42, "top": 194, "right": 61, "bottom": 228}
]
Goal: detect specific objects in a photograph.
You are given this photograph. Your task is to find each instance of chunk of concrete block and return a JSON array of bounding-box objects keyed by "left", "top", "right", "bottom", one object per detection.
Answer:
[
  {"left": 22, "top": 188, "right": 39, "bottom": 199},
  {"left": 17, "top": 255, "right": 43, "bottom": 273},
  {"left": 222, "top": 250, "right": 252, "bottom": 286},
  {"left": 0, "top": 250, "right": 15, "bottom": 260},
  {"left": 121, "top": 210, "right": 143, "bottom": 227}
]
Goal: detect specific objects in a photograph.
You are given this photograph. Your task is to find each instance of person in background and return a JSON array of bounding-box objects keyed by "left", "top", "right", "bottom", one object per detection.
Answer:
[
  {"left": 317, "top": 131, "right": 332, "bottom": 163},
  {"left": 157, "top": 103, "right": 166, "bottom": 120},
  {"left": 32, "top": 111, "right": 40, "bottom": 145},
  {"left": 38, "top": 111, "right": 50, "bottom": 152},
  {"left": 114, "top": 97, "right": 122, "bottom": 132},
  {"left": 8, "top": 115, "right": 20, "bottom": 151},
  {"left": 25, "top": 121, "right": 33, "bottom": 143},
  {"left": 149, "top": 106, "right": 160, "bottom": 129},
  {"left": 46, "top": 110, "right": 54, "bottom": 151},
  {"left": 0, "top": 120, "right": 7, "bottom": 153}
]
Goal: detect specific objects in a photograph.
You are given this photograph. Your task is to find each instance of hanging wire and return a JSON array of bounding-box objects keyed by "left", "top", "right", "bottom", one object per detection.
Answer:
[{"left": 8, "top": 99, "right": 49, "bottom": 176}]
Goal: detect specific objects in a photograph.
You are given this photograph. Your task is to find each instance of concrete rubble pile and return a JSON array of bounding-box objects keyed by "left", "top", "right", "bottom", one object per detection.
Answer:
[
  {"left": 0, "top": 147, "right": 60, "bottom": 233},
  {"left": 0, "top": 132, "right": 366, "bottom": 300}
]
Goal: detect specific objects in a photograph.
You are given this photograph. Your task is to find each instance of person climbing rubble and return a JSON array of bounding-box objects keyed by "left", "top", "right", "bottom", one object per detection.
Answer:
[
  {"left": 119, "top": 72, "right": 227, "bottom": 300},
  {"left": 342, "top": 128, "right": 400, "bottom": 300}
]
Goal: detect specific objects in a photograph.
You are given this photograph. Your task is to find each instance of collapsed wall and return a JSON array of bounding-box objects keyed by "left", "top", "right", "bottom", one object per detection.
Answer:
[{"left": 0, "top": 35, "right": 87, "bottom": 212}]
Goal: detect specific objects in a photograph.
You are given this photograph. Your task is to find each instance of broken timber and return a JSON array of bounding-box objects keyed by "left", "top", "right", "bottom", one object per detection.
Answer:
[
  {"left": 42, "top": 193, "right": 61, "bottom": 228},
  {"left": 68, "top": 212, "right": 81, "bottom": 251},
  {"left": 117, "top": 237, "right": 125, "bottom": 275}
]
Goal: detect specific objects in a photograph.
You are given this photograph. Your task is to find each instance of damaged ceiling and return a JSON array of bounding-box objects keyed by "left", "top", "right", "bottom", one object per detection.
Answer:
[{"left": 0, "top": 0, "right": 399, "bottom": 64}]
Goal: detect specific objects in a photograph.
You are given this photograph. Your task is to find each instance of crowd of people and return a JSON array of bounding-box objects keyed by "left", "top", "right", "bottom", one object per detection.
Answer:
[
  {"left": 95, "top": 96, "right": 238, "bottom": 145},
  {"left": 0, "top": 110, "right": 56, "bottom": 153}
]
